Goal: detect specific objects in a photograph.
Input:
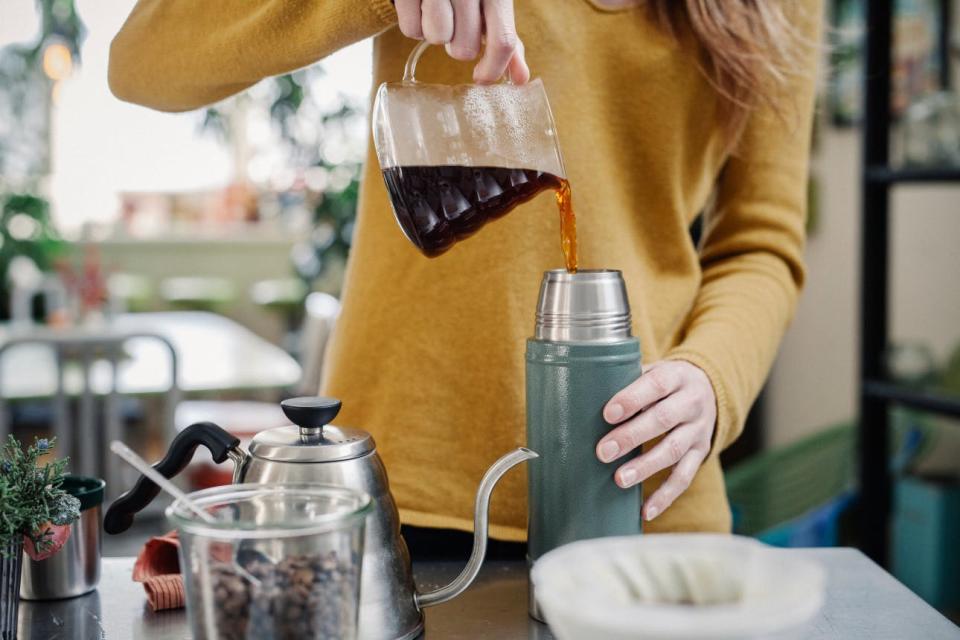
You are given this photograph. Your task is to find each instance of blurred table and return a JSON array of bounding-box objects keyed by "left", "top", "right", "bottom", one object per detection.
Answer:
[
  {"left": 15, "top": 549, "right": 960, "bottom": 639},
  {"left": 0, "top": 311, "right": 301, "bottom": 399}
]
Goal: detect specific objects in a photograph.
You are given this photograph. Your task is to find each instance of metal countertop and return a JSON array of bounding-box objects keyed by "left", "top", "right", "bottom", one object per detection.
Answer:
[{"left": 15, "top": 548, "right": 959, "bottom": 639}]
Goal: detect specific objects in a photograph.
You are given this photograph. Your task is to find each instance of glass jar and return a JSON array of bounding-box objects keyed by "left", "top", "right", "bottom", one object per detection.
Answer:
[{"left": 167, "top": 483, "right": 371, "bottom": 640}]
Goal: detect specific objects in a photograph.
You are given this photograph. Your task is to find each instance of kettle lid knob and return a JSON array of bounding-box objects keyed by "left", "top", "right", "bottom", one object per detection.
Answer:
[
  {"left": 281, "top": 397, "right": 342, "bottom": 434},
  {"left": 249, "top": 397, "right": 373, "bottom": 462}
]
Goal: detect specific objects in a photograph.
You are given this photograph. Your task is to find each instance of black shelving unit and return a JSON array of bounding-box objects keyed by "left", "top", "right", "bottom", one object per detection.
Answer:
[{"left": 858, "top": 0, "right": 959, "bottom": 565}]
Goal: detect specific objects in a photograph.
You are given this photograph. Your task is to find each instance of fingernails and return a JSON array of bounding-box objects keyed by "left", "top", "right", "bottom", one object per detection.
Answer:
[
  {"left": 606, "top": 403, "right": 624, "bottom": 423},
  {"left": 645, "top": 505, "right": 659, "bottom": 521},
  {"left": 618, "top": 468, "right": 637, "bottom": 487},
  {"left": 598, "top": 441, "right": 620, "bottom": 462}
]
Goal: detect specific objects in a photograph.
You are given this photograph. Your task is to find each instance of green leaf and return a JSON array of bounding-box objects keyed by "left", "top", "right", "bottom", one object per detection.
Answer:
[{"left": 0, "top": 435, "right": 78, "bottom": 554}]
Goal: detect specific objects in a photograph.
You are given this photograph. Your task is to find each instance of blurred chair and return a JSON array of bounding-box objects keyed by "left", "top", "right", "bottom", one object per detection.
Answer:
[
  {"left": 0, "top": 331, "right": 179, "bottom": 500},
  {"left": 160, "top": 276, "right": 236, "bottom": 312},
  {"left": 298, "top": 292, "right": 341, "bottom": 394}
]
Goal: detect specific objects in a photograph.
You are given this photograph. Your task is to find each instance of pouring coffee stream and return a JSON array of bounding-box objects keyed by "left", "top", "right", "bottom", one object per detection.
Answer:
[{"left": 105, "top": 397, "right": 536, "bottom": 640}]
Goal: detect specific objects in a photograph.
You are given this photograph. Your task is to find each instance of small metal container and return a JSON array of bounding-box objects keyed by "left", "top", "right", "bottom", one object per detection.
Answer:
[{"left": 20, "top": 476, "right": 105, "bottom": 600}]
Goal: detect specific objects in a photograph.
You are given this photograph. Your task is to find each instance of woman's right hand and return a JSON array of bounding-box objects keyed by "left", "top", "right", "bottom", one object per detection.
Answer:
[{"left": 395, "top": 0, "right": 530, "bottom": 84}]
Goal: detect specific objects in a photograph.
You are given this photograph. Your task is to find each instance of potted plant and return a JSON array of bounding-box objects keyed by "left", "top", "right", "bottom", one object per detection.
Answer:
[{"left": 0, "top": 436, "right": 80, "bottom": 639}]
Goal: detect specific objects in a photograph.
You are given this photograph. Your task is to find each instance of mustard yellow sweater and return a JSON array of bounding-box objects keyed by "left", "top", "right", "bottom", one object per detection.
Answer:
[{"left": 110, "top": 0, "right": 822, "bottom": 540}]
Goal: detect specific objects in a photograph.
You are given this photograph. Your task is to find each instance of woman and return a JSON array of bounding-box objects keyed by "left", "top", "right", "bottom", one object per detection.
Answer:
[{"left": 109, "top": 0, "right": 822, "bottom": 547}]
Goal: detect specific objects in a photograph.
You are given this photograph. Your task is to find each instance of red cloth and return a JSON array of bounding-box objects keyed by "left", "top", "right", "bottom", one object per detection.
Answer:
[
  {"left": 133, "top": 531, "right": 185, "bottom": 611},
  {"left": 142, "top": 574, "right": 185, "bottom": 612}
]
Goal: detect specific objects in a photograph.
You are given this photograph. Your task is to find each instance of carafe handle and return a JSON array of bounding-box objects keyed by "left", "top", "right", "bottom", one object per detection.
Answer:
[
  {"left": 402, "top": 40, "right": 431, "bottom": 83},
  {"left": 402, "top": 40, "right": 515, "bottom": 85},
  {"left": 103, "top": 422, "right": 241, "bottom": 534}
]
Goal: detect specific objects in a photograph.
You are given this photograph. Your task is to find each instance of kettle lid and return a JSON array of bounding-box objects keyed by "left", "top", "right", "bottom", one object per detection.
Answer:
[{"left": 248, "top": 397, "right": 374, "bottom": 462}]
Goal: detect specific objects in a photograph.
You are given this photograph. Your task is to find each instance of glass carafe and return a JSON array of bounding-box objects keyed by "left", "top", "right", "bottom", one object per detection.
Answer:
[{"left": 372, "top": 41, "right": 568, "bottom": 259}]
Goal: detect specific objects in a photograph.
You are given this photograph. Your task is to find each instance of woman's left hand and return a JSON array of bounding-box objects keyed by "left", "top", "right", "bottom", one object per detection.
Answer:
[{"left": 595, "top": 360, "right": 717, "bottom": 522}]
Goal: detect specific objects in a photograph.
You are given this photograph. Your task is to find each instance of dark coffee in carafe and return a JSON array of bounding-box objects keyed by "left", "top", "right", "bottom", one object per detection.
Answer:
[{"left": 381, "top": 165, "right": 579, "bottom": 272}]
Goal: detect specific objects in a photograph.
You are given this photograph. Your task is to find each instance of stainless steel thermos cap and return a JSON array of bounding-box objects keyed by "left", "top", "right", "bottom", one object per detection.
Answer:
[{"left": 534, "top": 269, "right": 633, "bottom": 343}]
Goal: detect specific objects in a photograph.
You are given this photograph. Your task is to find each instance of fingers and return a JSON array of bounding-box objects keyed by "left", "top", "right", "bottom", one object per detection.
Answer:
[
  {"left": 603, "top": 362, "right": 683, "bottom": 425},
  {"left": 598, "top": 360, "right": 718, "bottom": 521},
  {"left": 396, "top": 0, "right": 424, "bottom": 39},
  {"left": 446, "top": 0, "right": 482, "bottom": 60},
  {"left": 506, "top": 39, "right": 530, "bottom": 84},
  {"left": 396, "top": 0, "right": 528, "bottom": 84},
  {"left": 474, "top": 0, "right": 521, "bottom": 83},
  {"left": 642, "top": 448, "right": 708, "bottom": 521},
  {"left": 596, "top": 390, "right": 702, "bottom": 463},
  {"left": 612, "top": 424, "right": 696, "bottom": 489},
  {"left": 421, "top": 0, "right": 455, "bottom": 44}
]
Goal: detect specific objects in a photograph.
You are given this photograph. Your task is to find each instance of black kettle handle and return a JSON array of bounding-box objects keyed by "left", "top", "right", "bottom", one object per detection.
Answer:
[{"left": 103, "top": 422, "right": 240, "bottom": 534}]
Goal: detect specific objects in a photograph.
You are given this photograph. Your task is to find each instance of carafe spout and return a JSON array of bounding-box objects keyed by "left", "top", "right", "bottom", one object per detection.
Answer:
[{"left": 415, "top": 447, "right": 538, "bottom": 608}]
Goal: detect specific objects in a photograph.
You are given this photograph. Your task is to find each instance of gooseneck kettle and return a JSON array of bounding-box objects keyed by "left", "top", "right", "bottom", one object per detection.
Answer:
[{"left": 105, "top": 397, "right": 536, "bottom": 640}]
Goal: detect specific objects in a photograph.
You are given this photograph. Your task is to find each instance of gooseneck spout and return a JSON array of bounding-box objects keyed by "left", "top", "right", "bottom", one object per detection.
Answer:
[{"left": 415, "top": 447, "right": 538, "bottom": 608}]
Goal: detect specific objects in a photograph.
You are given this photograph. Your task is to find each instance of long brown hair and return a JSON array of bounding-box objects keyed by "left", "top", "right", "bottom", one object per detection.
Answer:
[{"left": 648, "top": 0, "right": 810, "bottom": 143}]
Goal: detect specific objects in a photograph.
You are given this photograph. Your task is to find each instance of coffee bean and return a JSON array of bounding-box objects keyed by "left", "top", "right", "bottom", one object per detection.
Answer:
[
  {"left": 293, "top": 568, "right": 314, "bottom": 587},
  {"left": 193, "top": 550, "right": 360, "bottom": 639}
]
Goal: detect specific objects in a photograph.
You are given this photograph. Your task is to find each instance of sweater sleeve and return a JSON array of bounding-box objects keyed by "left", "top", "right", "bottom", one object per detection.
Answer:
[
  {"left": 109, "top": 0, "right": 397, "bottom": 112},
  {"left": 666, "top": 1, "right": 824, "bottom": 454}
]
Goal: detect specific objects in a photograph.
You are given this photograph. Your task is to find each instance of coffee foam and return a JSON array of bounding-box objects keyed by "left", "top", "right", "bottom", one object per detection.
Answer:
[{"left": 375, "top": 80, "right": 564, "bottom": 176}]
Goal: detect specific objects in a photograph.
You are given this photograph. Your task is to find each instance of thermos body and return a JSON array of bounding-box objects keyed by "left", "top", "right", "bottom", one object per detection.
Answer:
[
  {"left": 525, "top": 269, "right": 643, "bottom": 621},
  {"left": 525, "top": 338, "right": 643, "bottom": 563}
]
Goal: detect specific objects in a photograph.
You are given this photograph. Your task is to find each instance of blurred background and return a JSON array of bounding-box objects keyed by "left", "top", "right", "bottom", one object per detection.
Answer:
[{"left": 0, "top": 0, "right": 958, "bottom": 620}]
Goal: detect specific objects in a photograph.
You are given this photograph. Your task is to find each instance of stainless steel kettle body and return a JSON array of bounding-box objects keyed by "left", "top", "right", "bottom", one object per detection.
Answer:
[
  {"left": 105, "top": 398, "right": 535, "bottom": 640},
  {"left": 239, "top": 444, "right": 422, "bottom": 638}
]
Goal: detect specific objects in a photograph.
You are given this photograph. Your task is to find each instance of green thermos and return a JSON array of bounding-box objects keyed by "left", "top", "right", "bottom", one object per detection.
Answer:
[{"left": 526, "top": 269, "right": 643, "bottom": 620}]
